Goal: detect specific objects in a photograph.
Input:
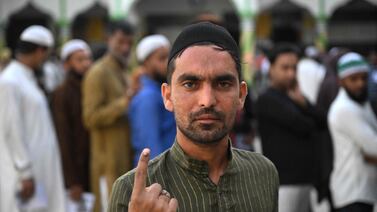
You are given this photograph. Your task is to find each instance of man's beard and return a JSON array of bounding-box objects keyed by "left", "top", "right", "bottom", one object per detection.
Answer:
[
  {"left": 111, "top": 51, "right": 130, "bottom": 67},
  {"left": 176, "top": 107, "right": 232, "bottom": 145},
  {"left": 69, "top": 68, "right": 84, "bottom": 79},
  {"left": 345, "top": 87, "right": 368, "bottom": 104}
]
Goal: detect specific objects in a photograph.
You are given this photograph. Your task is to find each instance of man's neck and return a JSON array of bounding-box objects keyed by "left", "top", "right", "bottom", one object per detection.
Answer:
[
  {"left": 270, "top": 83, "right": 287, "bottom": 93},
  {"left": 109, "top": 52, "right": 127, "bottom": 68},
  {"left": 176, "top": 132, "right": 229, "bottom": 185},
  {"left": 16, "top": 55, "right": 35, "bottom": 71}
]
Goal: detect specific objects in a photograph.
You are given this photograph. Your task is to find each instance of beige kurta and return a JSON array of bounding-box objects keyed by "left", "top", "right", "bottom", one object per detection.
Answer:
[{"left": 82, "top": 54, "right": 132, "bottom": 211}]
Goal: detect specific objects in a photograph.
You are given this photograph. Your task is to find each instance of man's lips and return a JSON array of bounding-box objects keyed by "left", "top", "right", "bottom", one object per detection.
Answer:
[{"left": 194, "top": 115, "right": 221, "bottom": 123}]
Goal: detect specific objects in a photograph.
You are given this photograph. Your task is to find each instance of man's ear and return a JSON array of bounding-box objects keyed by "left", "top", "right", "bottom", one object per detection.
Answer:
[
  {"left": 161, "top": 83, "right": 173, "bottom": 112},
  {"left": 238, "top": 81, "right": 248, "bottom": 110}
]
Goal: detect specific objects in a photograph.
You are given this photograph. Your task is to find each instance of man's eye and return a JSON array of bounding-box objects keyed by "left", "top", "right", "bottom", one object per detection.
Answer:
[
  {"left": 218, "top": 81, "right": 231, "bottom": 88},
  {"left": 183, "top": 82, "right": 196, "bottom": 89}
]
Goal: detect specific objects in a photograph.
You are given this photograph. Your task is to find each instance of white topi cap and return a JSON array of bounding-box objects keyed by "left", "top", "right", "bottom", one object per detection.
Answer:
[
  {"left": 305, "top": 46, "right": 319, "bottom": 58},
  {"left": 20, "top": 25, "right": 54, "bottom": 47},
  {"left": 61, "top": 39, "right": 91, "bottom": 61},
  {"left": 136, "top": 34, "right": 170, "bottom": 63}
]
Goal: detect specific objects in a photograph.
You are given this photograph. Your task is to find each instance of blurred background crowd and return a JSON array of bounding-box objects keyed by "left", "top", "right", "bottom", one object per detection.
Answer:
[{"left": 0, "top": 0, "right": 376, "bottom": 212}]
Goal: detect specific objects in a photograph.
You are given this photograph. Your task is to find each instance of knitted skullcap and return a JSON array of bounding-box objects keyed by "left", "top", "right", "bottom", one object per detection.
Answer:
[
  {"left": 168, "top": 22, "right": 239, "bottom": 64},
  {"left": 338, "top": 52, "right": 369, "bottom": 79}
]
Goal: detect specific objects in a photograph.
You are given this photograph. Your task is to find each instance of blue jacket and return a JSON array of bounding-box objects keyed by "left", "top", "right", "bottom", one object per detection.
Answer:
[{"left": 129, "top": 75, "right": 176, "bottom": 166}]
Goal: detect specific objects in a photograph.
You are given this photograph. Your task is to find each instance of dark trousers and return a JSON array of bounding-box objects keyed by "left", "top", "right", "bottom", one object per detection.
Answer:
[{"left": 336, "top": 202, "right": 374, "bottom": 212}]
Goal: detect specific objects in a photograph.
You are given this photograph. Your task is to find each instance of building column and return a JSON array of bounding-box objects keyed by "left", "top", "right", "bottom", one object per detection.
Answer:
[
  {"left": 316, "top": 0, "right": 328, "bottom": 52},
  {"left": 58, "top": 0, "right": 69, "bottom": 45},
  {"left": 110, "top": 0, "right": 137, "bottom": 20},
  {"left": 240, "top": 14, "right": 256, "bottom": 84},
  {"left": 232, "top": 0, "right": 258, "bottom": 85}
]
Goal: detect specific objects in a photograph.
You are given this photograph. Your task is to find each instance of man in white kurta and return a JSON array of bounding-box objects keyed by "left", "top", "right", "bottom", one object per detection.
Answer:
[
  {"left": 297, "top": 46, "right": 325, "bottom": 104},
  {"left": 328, "top": 52, "right": 377, "bottom": 212},
  {"left": 0, "top": 25, "right": 65, "bottom": 212}
]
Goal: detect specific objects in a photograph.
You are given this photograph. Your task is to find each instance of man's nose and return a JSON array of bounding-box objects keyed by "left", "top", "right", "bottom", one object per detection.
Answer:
[{"left": 198, "top": 84, "right": 217, "bottom": 108}]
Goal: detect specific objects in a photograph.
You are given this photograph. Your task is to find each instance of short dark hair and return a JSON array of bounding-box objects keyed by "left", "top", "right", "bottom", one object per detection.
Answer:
[
  {"left": 166, "top": 42, "right": 241, "bottom": 84},
  {"left": 268, "top": 43, "right": 300, "bottom": 65},
  {"left": 107, "top": 20, "right": 134, "bottom": 36},
  {"left": 16, "top": 41, "right": 47, "bottom": 54}
]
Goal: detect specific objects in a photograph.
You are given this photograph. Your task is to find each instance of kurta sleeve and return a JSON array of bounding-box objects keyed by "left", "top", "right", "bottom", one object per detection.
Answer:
[
  {"left": 0, "top": 82, "right": 32, "bottom": 179},
  {"left": 330, "top": 106, "right": 377, "bottom": 156},
  {"left": 82, "top": 66, "right": 129, "bottom": 129}
]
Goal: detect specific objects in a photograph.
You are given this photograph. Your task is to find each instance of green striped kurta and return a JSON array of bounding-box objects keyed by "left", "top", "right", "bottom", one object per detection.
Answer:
[{"left": 108, "top": 141, "right": 279, "bottom": 212}]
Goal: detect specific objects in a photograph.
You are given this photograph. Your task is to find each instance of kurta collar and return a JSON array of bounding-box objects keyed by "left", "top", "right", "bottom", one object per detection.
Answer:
[{"left": 169, "top": 139, "right": 238, "bottom": 177}]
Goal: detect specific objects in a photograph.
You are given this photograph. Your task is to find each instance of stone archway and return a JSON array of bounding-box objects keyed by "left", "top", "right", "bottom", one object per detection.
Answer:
[
  {"left": 255, "top": 0, "right": 316, "bottom": 47},
  {"left": 130, "top": 0, "right": 239, "bottom": 43},
  {"left": 5, "top": 2, "right": 53, "bottom": 56},
  {"left": 71, "top": 2, "right": 109, "bottom": 45},
  {"left": 328, "top": 0, "right": 377, "bottom": 54}
]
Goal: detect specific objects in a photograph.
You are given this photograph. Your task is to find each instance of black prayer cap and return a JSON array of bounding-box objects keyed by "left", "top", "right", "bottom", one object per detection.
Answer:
[{"left": 168, "top": 22, "right": 240, "bottom": 64}]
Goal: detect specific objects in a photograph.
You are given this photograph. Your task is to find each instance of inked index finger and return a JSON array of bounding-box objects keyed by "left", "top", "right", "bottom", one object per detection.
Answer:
[{"left": 132, "top": 148, "right": 150, "bottom": 195}]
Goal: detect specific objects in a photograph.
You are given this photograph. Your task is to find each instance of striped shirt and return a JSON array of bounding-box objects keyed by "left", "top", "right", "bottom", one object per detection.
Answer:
[{"left": 108, "top": 141, "right": 279, "bottom": 212}]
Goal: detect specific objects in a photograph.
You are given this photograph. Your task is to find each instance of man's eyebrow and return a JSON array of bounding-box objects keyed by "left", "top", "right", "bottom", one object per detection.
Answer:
[
  {"left": 176, "top": 74, "right": 202, "bottom": 82},
  {"left": 214, "top": 74, "right": 237, "bottom": 82}
]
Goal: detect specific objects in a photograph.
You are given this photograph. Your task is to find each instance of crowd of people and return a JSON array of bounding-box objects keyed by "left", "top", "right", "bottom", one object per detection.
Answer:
[{"left": 0, "top": 18, "right": 376, "bottom": 212}]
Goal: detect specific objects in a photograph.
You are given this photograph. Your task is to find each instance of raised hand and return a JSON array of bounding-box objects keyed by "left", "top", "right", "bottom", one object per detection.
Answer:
[
  {"left": 129, "top": 148, "right": 178, "bottom": 212},
  {"left": 288, "top": 81, "right": 307, "bottom": 107}
]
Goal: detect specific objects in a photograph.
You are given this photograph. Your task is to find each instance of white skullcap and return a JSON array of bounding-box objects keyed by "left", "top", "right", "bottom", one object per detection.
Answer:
[
  {"left": 61, "top": 39, "right": 91, "bottom": 61},
  {"left": 20, "top": 25, "right": 54, "bottom": 47},
  {"left": 136, "top": 34, "right": 170, "bottom": 63},
  {"left": 305, "top": 46, "right": 319, "bottom": 58}
]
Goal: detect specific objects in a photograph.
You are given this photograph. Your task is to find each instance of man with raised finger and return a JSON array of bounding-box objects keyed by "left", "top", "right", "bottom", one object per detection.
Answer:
[{"left": 108, "top": 22, "right": 279, "bottom": 212}]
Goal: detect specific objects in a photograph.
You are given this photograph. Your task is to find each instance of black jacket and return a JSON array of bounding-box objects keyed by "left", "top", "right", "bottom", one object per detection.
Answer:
[{"left": 256, "top": 87, "right": 326, "bottom": 185}]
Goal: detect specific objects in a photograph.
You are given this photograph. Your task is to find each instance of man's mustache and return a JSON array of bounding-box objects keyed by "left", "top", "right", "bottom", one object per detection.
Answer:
[{"left": 190, "top": 108, "right": 225, "bottom": 121}]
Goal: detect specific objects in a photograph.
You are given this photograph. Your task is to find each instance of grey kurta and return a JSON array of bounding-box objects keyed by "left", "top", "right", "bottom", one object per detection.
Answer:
[{"left": 108, "top": 141, "right": 279, "bottom": 212}]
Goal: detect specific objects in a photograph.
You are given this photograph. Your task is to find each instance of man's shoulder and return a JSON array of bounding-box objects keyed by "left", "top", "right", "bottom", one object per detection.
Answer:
[
  {"left": 131, "top": 88, "right": 161, "bottom": 108},
  {"left": 257, "top": 88, "right": 272, "bottom": 99},
  {"left": 1, "top": 63, "right": 20, "bottom": 82},
  {"left": 329, "top": 94, "right": 359, "bottom": 120},
  {"left": 88, "top": 58, "right": 108, "bottom": 75},
  {"left": 0, "top": 69, "right": 24, "bottom": 96},
  {"left": 51, "top": 82, "right": 76, "bottom": 105},
  {"left": 83, "top": 59, "right": 112, "bottom": 86},
  {"left": 257, "top": 88, "right": 284, "bottom": 104},
  {"left": 233, "top": 148, "right": 278, "bottom": 175},
  {"left": 0, "top": 74, "right": 17, "bottom": 88}
]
